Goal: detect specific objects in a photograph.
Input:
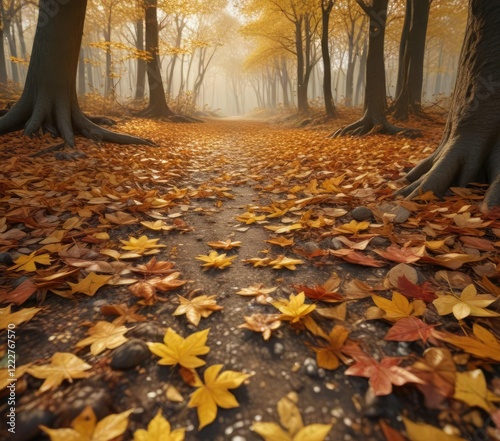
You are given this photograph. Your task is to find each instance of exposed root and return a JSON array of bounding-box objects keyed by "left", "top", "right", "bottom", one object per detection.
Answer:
[
  {"left": 396, "top": 135, "right": 500, "bottom": 212},
  {"left": 0, "top": 98, "right": 155, "bottom": 148},
  {"left": 330, "top": 115, "right": 418, "bottom": 138}
]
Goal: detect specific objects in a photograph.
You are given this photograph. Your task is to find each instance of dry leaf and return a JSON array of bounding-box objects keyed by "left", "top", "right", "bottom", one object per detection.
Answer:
[
  {"left": 27, "top": 352, "right": 91, "bottom": 392},
  {"left": 120, "top": 235, "right": 166, "bottom": 255},
  {"left": 173, "top": 295, "right": 223, "bottom": 326},
  {"left": 207, "top": 239, "right": 242, "bottom": 250},
  {"left": 272, "top": 292, "right": 316, "bottom": 324},
  {"left": 195, "top": 251, "right": 237, "bottom": 270},
  {"left": 0, "top": 305, "right": 42, "bottom": 330},
  {"left": 402, "top": 417, "right": 465, "bottom": 441},
  {"left": 133, "top": 410, "right": 185, "bottom": 441},
  {"left": 68, "top": 272, "right": 112, "bottom": 296},
  {"left": 9, "top": 251, "right": 51, "bottom": 272},
  {"left": 188, "top": 364, "right": 251, "bottom": 429},
  {"left": 75, "top": 321, "right": 129, "bottom": 355},
  {"left": 238, "top": 314, "right": 281, "bottom": 340}
]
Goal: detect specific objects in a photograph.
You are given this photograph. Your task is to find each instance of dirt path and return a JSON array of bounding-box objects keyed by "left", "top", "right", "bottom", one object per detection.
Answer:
[{"left": 2, "top": 118, "right": 498, "bottom": 441}]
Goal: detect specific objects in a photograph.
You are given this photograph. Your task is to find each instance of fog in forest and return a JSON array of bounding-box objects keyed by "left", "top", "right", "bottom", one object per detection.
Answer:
[{"left": 1, "top": 0, "right": 466, "bottom": 116}]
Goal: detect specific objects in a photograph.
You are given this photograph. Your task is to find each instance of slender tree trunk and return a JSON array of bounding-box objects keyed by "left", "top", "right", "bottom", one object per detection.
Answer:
[
  {"left": 6, "top": 24, "right": 18, "bottom": 84},
  {"left": 134, "top": 18, "right": 146, "bottom": 101},
  {"left": 333, "top": 0, "right": 406, "bottom": 136},
  {"left": 295, "top": 18, "right": 308, "bottom": 113},
  {"left": 0, "top": 15, "right": 8, "bottom": 84},
  {"left": 354, "top": 37, "right": 367, "bottom": 106},
  {"left": 397, "top": 0, "right": 500, "bottom": 211},
  {"left": 390, "top": 0, "right": 430, "bottom": 120},
  {"left": 139, "top": 0, "right": 172, "bottom": 117},
  {"left": 0, "top": 0, "right": 150, "bottom": 146},
  {"left": 321, "top": 0, "right": 336, "bottom": 116}
]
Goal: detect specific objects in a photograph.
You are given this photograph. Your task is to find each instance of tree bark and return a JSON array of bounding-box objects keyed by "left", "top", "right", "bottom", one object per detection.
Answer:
[
  {"left": 0, "top": 0, "right": 151, "bottom": 147},
  {"left": 389, "top": 0, "right": 430, "bottom": 121},
  {"left": 0, "top": 14, "right": 8, "bottom": 84},
  {"left": 397, "top": 0, "right": 500, "bottom": 211},
  {"left": 321, "top": 0, "right": 337, "bottom": 117},
  {"left": 134, "top": 17, "right": 146, "bottom": 101},
  {"left": 333, "top": 0, "right": 405, "bottom": 136},
  {"left": 138, "top": 0, "right": 172, "bottom": 117}
]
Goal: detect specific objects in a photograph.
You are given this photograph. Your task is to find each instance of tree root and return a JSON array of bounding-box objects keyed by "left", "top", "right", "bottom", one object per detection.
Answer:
[
  {"left": 330, "top": 115, "right": 419, "bottom": 138},
  {"left": 0, "top": 98, "right": 155, "bottom": 148},
  {"left": 396, "top": 134, "right": 500, "bottom": 212},
  {"left": 30, "top": 142, "right": 88, "bottom": 160}
]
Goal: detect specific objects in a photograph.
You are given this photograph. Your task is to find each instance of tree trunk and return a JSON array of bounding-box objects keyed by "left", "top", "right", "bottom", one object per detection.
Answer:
[
  {"left": 134, "top": 17, "right": 146, "bottom": 101},
  {"left": 354, "top": 37, "right": 367, "bottom": 106},
  {"left": 78, "top": 49, "right": 86, "bottom": 95},
  {"left": 0, "top": 0, "right": 150, "bottom": 147},
  {"left": 295, "top": 18, "right": 308, "bottom": 113},
  {"left": 397, "top": 0, "right": 500, "bottom": 211},
  {"left": 6, "top": 24, "right": 18, "bottom": 84},
  {"left": 138, "top": 0, "right": 172, "bottom": 117},
  {"left": 390, "top": 0, "right": 430, "bottom": 120},
  {"left": 321, "top": 0, "right": 336, "bottom": 117},
  {"left": 333, "top": 0, "right": 406, "bottom": 136},
  {"left": 0, "top": 14, "right": 8, "bottom": 84}
]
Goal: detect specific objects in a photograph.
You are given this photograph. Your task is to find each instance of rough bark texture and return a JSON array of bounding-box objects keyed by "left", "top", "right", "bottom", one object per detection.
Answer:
[
  {"left": 138, "top": 0, "right": 173, "bottom": 118},
  {"left": 333, "top": 0, "right": 404, "bottom": 136},
  {"left": 321, "top": 0, "right": 337, "bottom": 117},
  {"left": 0, "top": 0, "right": 151, "bottom": 147},
  {"left": 134, "top": 18, "right": 146, "bottom": 101},
  {"left": 397, "top": 0, "right": 500, "bottom": 211},
  {"left": 389, "top": 0, "right": 430, "bottom": 121}
]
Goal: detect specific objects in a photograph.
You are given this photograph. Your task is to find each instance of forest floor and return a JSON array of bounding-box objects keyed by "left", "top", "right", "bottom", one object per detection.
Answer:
[{"left": 0, "top": 111, "right": 499, "bottom": 441}]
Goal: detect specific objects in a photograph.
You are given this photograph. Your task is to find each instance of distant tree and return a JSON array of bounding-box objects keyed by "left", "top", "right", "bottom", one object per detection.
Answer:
[
  {"left": 389, "top": 0, "right": 430, "bottom": 120},
  {"left": 333, "top": 0, "right": 404, "bottom": 136},
  {"left": 0, "top": 0, "right": 150, "bottom": 146},
  {"left": 320, "top": 0, "right": 337, "bottom": 117},
  {"left": 397, "top": 0, "right": 500, "bottom": 211},
  {"left": 138, "top": 0, "right": 173, "bottom": 117}
]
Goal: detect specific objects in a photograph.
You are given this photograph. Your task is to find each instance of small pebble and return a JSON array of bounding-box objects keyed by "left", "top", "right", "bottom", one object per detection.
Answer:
[
  {"left": 110, "top": 339, "right": 150, "bottom": 370},
  {"left": 273, "top": 342, "right": 285, "bottom": 355},
  {"left": 351, "top": 206, "right": 373, "bottom": 221}
]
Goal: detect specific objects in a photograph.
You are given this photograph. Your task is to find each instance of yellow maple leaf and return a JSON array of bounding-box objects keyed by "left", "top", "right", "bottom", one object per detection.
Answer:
[
  {"left": 188, "top": 364, "right": 251, "bottom": 429},
  {"left": 147, "top": 328, "right": 210, "bottom": 369},
  {"left": 68, "top": 272, "right": 112, "bottom": 296},
  {"left": 0, "top": 363, "right": 30, "bottom": 390},
  {"left": 207, "top": 239, "right": 242, "bottom": 250},
  {"left": 242, "top": 257, "right": 272, "bottom": 267},
  {"left": 235, "top": 211, "right": 266, "bottom": 224},
  {"left": 402, "top": 417, "right": 465, "bottom": 441},
  {"left": 311, "top": 325, "right": 350, "bottom": 370},
  {"left": 238, "top": 314, "right": 282, "bottom": 340},
  {"left": 120, "top": 235, "right": 166, "bottom": 255},
  {"left": 265, "top": 236, "right": 295, "bottom": 247},
  {"left": 264, "top": 223, "right": 303, "bottom": 234},
  {"left": 272, "top": 292, "right": 316, "bottom": 324},
  {"left": 252, "top": 392, "right": 332, "bottom": 441},
  {"left": 195, "top": 251, "right": 237, "bottom": 270},
  {"left": 173, "top": 295, "right": 224, "bottom": 326},
  {"left": 75, "top": 321, "right": 129, "bottom": 355},
  {"left": 433, "top": 284, "right": 499, "bottom": 320},
  {"left": 269, "top": 255, "right": 304, "bottom": 270},
  {"left": 133, "top": 410, "right": 185, "bottom": 441},
  {"left": 453, "top": 369, "right": 500, "bottom": 412},
  {"left": 140, "top": 220, "right": 175, "bottom": 231},
  {"left": 27, "top": 352, "right": 91, "bottom": 393},
  {"left": 333, "top": 220, "right": 370, "bottom": 235},
  {"left": 9, "top": 251, "right": 51, "bottom": 272},
  {"left": 371, "top": 292, "right": 425, "bottom": 321},
  {"left": 41, "top": 406, "right": 133, "bottom": 441},
  {"left": 0, "top": 305, "right": 42, "bottom": 330}
]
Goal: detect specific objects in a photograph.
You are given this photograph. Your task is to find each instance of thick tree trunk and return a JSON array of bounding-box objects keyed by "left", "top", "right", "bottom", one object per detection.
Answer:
[
  {"left": 6, "top": 24, "right": 18, "bottom": 84},
  {"left": 397, "top": 0, "right": 500, "bottom": 211},
  {"left": 0, "top": 0, "right": 151, "bottom": 147},
  {"left": 134, "top": 18, "right": 146, "bottom": 101},
  {"left": 138, "top": 0, "right": 172, "bottom": 117},
  {"left": 78, "top": 49, "right": 86, "bottom": 95},
  {"left": 321, "top": 0, "right": 336, "bottom": 117},
  {"left": 390, "top": 0, "right": 430, "bottom": 121},
  {"left": 0, "top": 15, "right": 8, "bottom": 84},
  {"left": 333, "top": 0, "right": 405, "bottom": 136}
]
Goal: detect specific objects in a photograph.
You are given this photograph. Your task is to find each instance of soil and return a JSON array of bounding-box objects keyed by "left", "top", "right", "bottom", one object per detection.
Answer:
[{"left": 0, "top": 115, "right": 496, "bottom": 441}]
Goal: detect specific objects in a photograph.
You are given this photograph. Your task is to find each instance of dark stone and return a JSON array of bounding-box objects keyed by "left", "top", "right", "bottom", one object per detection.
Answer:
[
  {"left": 111, "top": 339, "right": 150, "bottom": 370},
  {"left": 11, "top": 409, "right": 55, "bottom": 440},
  {"left": 128, "top": 322, "right": 165, "bottom": 342},
  {"left": 351, "top": 207, "right": 373, "bottom": 221},
  {"left": 0, "top": 252, "right": 13, "bottom": 266}
]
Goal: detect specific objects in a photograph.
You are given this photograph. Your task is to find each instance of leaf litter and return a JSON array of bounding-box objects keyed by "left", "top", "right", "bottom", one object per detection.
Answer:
[{"left": 0, "top": 117, "right": 499, "bottom": 440}]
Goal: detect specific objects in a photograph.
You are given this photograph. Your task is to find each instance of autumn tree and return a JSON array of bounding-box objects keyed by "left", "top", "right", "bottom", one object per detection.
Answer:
[
  {"left": 320, "top": 0, "right": 337, "bottom": 116},
  {"left": 0, "top": 0, "right": 150, "bottom": 146},
  {"left": 398, "top": 0, "right": 500, "bottom": 211},
  {"left": 389, "top": 0, "right": 430, "bottom": 120},
  {"left": 138, "top": 0, "right": 173, "bottom": 117},
  {"left": 334, "top": 0, "right": 404, "bottom": 136}
]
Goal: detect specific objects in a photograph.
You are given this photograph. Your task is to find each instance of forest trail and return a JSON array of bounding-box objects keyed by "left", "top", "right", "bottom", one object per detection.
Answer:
[{"left": 1, "top": 118, "right": 499, "bottom": 441}]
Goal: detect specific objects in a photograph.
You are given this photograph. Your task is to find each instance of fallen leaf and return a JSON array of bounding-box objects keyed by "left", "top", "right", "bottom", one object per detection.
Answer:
[
  {"left": 0, "top": 305, "right": 42, "bottom": 330},
  {"left": 27, "top": 352, "right": 91, "bottom": 392},
  {"left": 41, "top": 406, "right": 132, "bottom": 441},
  {"left": 396, "top": 276, "right": 437, "bottom": 302},
  {"left": 402, "top": 417, "right": 465, "bottom": 441},
  {"left": 238, "top": 314, "right": 282, "bottom": 340},
  {"left": 9, "top": 251, "right": 51, "bottom": 272},
  {"left": 75, "top": 321, "right": 129, "bottom": 355},
  {"left": 269, "top": 255, "right": 304, "bottom": 270},
  {"left": 133, "top": 410, "right": 185, "bottom": 441},
  {"left": 384, "top": 316, "right": 437, "bottom": 343},
  {"left": 188, "top": 364, "right": 251, "bottom": 429},
  {"left": 272, "top": 292, "right": 316, "bottom": 324},
  {"left": 68, "top": 272, "right": 112, "bottom": 296},
  {"left": 371, "top": 292, "right": 425, "bottom": 321},
  {"left": 121, "top": 235, "right": 166, "bottom": 255},
  {"left": 0, "top": 278, "right": 37, "bottom": 305},
  {"left": 173, "top": 295, "right": 223, "bottom": 326},
  {"left": 148, "top": 328, "right": 210, "bottom": 369},
  {"left": 454, "top": 369, "right": 500, "bottom": 412},
  {"left": 195, "top": 251, "right": 237, "bottom": 270},
  {"left": 311, "top": 325, "right": 350, "bottom": 370},
  {"left": 207, "top": 239, "right": 242, "bottom": 250}
]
